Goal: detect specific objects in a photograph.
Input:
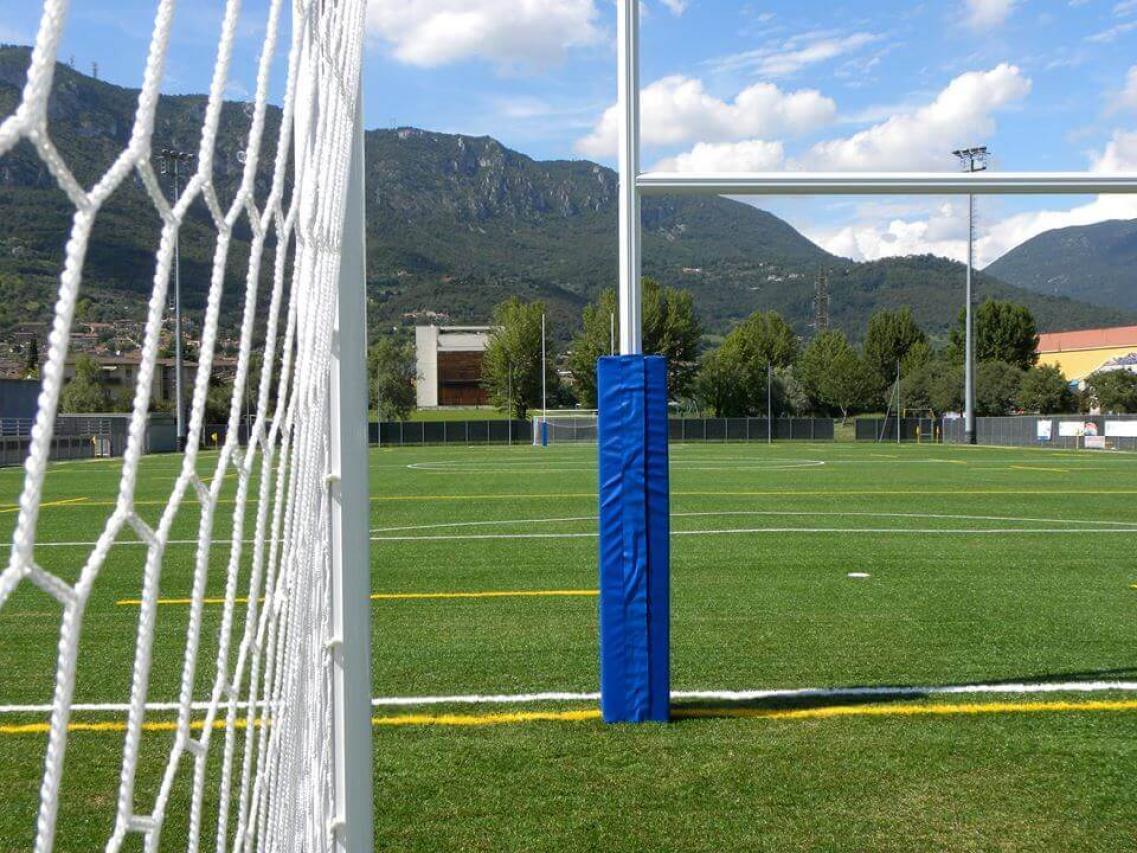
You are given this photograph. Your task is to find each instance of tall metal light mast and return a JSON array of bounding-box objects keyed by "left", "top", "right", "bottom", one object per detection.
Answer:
[
  {"left": 953, "top": 146, "right": 989, "bottom": 446},
  {"left": 158, "top": 147, "right": 195, "bottom": 451}
]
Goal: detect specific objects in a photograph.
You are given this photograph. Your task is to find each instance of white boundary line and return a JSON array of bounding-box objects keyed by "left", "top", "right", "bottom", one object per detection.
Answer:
[
  {"left": 371, "top": 509, "right": 1137, "bottom": 534},
  {"left": 4, "top": 681, "right": 1137, "bottom": 715},
  {"left": 372, "top": 527, "right": 1137, "bottom": 542}
]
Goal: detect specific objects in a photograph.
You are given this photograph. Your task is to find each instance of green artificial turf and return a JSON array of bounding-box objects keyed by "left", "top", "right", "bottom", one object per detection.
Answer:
[{"left": 2, "top": 441, "right": 1137, "bottom": 850}]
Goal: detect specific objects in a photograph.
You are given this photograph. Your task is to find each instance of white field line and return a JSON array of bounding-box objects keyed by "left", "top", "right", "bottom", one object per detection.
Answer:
[
  {"left": 373, "top": 528, "right": 1137, "bottom": 542},
  {"left": 370, "top": 509, "right": 1137, "bottom": 534},
  {"left": 4, "top": 681, "right": 1137, "bottom": 715},
  {"left": 4, "top": 509, "right": 1134, "bottom": 549},
  {"left": 407, "top": 460, "right": 826, "bottom": 473}
]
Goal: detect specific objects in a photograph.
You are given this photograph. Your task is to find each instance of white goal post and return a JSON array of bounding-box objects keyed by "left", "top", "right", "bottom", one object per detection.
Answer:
[
  {"left": 0, "top": 0, "right": 372, "bottom": 851},
  {"left": 532, "top": 410, "right": 599, "bottom": 445}
]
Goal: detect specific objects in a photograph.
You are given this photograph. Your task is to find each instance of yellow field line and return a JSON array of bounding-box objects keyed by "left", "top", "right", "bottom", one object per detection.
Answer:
[
  {"left": 0, "top": 497, "right": 87, "bottom": 514},
  {"left": 1010, "top": 465, "right": 1070, "bottom": 474},
  {"left": 372, "top": 699, "right": 1137, "bottom": 727},
  {"left": 7, "top": 698, "right": 1136, "bottom": 735},
  {"left": 116, "top": 589, "right": 599, "bottom": 606}
]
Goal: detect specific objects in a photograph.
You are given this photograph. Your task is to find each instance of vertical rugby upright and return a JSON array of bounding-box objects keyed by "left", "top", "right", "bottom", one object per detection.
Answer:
[{"left": 597, "top": 0, "right": 671, "bottom": 723}]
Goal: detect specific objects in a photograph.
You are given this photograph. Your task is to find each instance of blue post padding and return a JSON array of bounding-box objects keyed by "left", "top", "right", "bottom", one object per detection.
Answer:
[
  {"left": 541, "top": 420, "right": 548, "bottom": 447},
  {"left": 597, "top": 355, "right": 670, "bottom": 723}
]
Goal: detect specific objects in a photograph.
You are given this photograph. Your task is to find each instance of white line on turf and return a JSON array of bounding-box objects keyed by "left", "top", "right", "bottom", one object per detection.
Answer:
[
  {"left": 4, "top": 681, "right": 1137, "bottom": 714},
  {"left": 370, "top": 509, "right": 1137, "bottom": 534},
  {"left": 372, "top": 527, "right": 1137, "bottom": 541}
]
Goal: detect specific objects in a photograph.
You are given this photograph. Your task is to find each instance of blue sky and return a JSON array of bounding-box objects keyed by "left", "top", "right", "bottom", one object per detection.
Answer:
[{"left": 4, "top": 0, "right": 1137, "bottom": 266}]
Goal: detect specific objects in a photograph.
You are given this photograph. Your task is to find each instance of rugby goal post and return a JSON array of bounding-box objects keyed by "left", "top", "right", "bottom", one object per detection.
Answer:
[
  {"left": 0, "top": 0, "right": 373, "bottom": 850},
  {"left": 601, "top": 0, "right": 1137, "bottom": 724}
]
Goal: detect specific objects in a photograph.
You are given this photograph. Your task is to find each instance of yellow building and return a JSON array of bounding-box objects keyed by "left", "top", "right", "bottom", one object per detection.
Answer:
[{"left": 1036, "top": 325, "right": 1137, "bottom": 382}]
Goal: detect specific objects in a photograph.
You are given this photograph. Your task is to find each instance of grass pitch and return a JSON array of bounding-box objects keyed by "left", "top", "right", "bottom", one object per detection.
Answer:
[{"left": 2, "top": 441, "right": 1137, "bottom": 849}]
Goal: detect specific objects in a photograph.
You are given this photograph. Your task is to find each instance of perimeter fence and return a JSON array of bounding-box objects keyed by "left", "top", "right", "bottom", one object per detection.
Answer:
[{"left": 942, "top": 415, "right": 1137, "bottom": 450}]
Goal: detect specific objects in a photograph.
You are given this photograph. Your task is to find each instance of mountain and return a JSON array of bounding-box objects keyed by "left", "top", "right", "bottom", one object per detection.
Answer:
[
  {"left": 0, "top": 44, "right": 1131, "bottom": 348},
  {"left": 984, "top": 219, "right": 1137, "bottom": 313}
]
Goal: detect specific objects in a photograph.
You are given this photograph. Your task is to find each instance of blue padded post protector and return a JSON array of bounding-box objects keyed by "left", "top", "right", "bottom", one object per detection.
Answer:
[{"left": 597, "top": 355, "right": 670, "bottom": 723}]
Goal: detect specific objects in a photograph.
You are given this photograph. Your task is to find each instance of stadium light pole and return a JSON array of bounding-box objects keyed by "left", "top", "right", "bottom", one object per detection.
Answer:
[
  {"left": 158, "top": 147, "right": 194, "bottom": 451},
  {"left": 953, "top": 146, "right": 989, "bottom": 446},
  {"left": 541, "top": 312, "right": 547, "bottom": 440}
]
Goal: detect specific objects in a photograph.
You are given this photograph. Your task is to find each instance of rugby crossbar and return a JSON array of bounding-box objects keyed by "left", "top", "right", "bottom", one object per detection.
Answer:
[
  {"left": 636, "top": 172, "right": 1137, "bottom": 196},
  {"left": 605, "top": 0, "right": 1137, "bottom": 725}
]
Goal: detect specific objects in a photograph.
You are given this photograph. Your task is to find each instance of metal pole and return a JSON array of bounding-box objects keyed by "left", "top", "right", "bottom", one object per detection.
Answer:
[
  {"left": 965, "top": 191, "right": 976, "bottom": 445},
  {"left": 325, "top": 76, "right": 374, "bottom": 853},
  {"left": 766, "top": 362, "right": 772, "bottom": 445},
  {"left": 610, "top": 312, "right": 615, "bottom": 356},
  {"left": 172, "top": 160, "right": 185, "bottom": 451},
  {"left": 541, "top": 313, "right": 547, "bottom": 438},
  {"left": 617, "top": 0, "right": 642, "bottom": 355},
  {"left": 897, "top": 359, "right": 902, "bottom": 447},
  {"left": 507, "top": 364, "right": 512, "bottom": 447}
]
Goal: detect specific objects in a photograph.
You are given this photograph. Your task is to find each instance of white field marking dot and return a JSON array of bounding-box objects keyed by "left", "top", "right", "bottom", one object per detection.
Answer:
[{"left": 847, "top": 572, "right": 871, "bottom": 579}]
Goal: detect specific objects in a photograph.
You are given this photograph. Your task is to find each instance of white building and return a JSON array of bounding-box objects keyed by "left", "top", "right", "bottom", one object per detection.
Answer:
[{"left": 414, "top": 326, "right": 492, "bottom": 408}]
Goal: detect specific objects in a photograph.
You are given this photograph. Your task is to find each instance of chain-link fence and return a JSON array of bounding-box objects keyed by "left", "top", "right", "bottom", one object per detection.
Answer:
[
  {"left": 943, "top": 415, "right": 1137, "bottom": 450},
  {"left": 370, "top": 417, "right": 835, "bottom": 446},
  {"left": 855, "top": 417, "right": 939, "bottom": 442}
]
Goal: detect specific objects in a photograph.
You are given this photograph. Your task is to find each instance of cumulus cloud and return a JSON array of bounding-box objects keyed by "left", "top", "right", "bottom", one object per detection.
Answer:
[
  {"left": 366, "top": 0, "right": 603, "bottom": 69},
  {"left": 802, "top": 64, "right": 1031, "bottom": 170},
  {"left": 659, "top": 0, "right": 689, "bottom": 14},
  {"left": 575, "top": 76, "right": 835, "bottom": 158},
  {"left": 965, "top": 0, "right": 1017, "bottom": 30},
  {"left": 654, "top": 139, "right": 785, "bottom": 172}
]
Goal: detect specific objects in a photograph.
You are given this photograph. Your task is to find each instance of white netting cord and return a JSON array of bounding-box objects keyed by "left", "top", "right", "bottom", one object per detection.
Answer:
[{"left": 0, "top": 0, "right": 367, "bottom": 850}]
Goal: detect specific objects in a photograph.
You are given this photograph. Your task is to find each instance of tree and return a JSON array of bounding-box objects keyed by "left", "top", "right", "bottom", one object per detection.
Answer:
[
  {"left": 863, "top": 308, "right": 928, "bottom": 390},
  {"left": 695, "top": 344, "right": 786, "bottom": 417},
  {"left": 798, "top": 330, "right": 878, "bottom": 422},
  {"left": 900, "top": 357, "right": 956, "bottom": 415},
  {"left": 949, "top": 299, "right": 1039, "bottom": 370},
  {"left": 1086, "top": 369, "right": 1137, "bottom": 413},
  {"left": 61, "top": 355, "right": 111, "bottom": 413},
  {"left": 1018, "top": 364, "right": 1074, "bottom": 414},
  {"left": 370, "top": 337, "right": 417, "bottom": 421},
  {"left": 482, "top": 298, "right": 555, "bottom": 419},
  {"left": 24, "top": 338, "right": 39, "bottom": 379},
  {"left": 975, "top": 361, "right": 1024, "bottom": 416},
  {"left": 730, "top": 310, "right": 799, "bottom": 370},
  {"left": 693, "top": 309, "right": 797, "bottom": 417},
  {"left": 568, "top": 278, "right": 702, "bottom": 406}
]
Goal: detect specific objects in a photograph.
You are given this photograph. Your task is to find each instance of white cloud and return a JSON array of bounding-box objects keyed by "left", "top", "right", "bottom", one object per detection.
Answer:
[
  {"left": 1114, "top": 66, "right": 1137, "bottom": 112},
  {"left": 803, "top": 64, "right": 1031, "bottom": 170},
  {"left": 366, "top": 0, "right": 603, "bottom": 69},
  {"left": 576, "top": 76, "right": 835, "bottom": 157},
  {"left": 1115, "top": 0, "right": 1137, "bottom": 16},
  {"left": 1087, "top": 21, "right": 1137, "bottom": 42},
  {"left": 655, "top": 139, "right": 785, "bottom": 172},
  {"left": 808, "top": 130, "right": 1137, "bottom": 266},
  {"left": 965, "top": 0, "right": 1017, "bottom": 30},
  {"left": 710, "top": 31, "right": 881, "bottom": 78},
  {"left": 659, "top": 0, "right": 689, "bottom": 14}
]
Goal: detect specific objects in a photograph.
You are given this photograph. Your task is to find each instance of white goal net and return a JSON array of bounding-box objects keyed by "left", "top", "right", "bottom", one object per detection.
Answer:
[
  {"left": 533, "top": 410, "right": 599, "bottom": 444},
  {"left": 0, "top": 0, "right": 370, "bottom": 850}
]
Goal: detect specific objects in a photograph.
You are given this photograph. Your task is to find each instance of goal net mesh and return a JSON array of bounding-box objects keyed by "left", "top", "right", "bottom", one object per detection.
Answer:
[
  {"left": 536, "top": 411, "right": 599, "bottom": 444},
  {"left": 0, "top": 0, "right": 365, "bottom": 849}
]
